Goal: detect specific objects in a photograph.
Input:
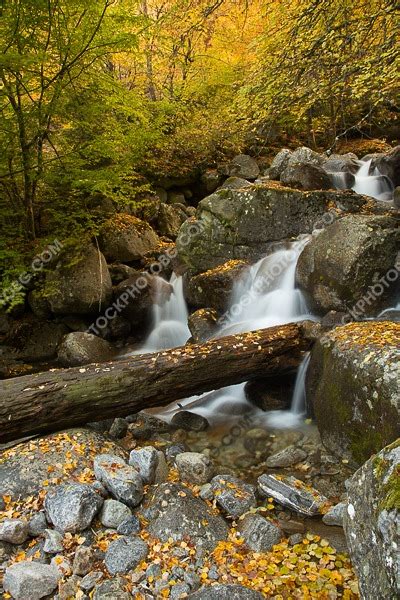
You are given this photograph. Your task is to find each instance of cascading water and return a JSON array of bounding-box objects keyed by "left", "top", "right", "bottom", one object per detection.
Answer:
[
  {"left": 139, "top": 274, "right": 190, "bottom": 353},
  {"left": 155, "top": 239, "right": 316, "bottom": 428},
  {"left": 351, "top": 159, "right": 393, "bottom": 201}
]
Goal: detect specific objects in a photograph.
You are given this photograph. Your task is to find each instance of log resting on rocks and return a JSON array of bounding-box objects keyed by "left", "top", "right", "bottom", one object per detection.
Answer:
[{"left": 0, "top": 322, "right": 312, "bottom": 442}]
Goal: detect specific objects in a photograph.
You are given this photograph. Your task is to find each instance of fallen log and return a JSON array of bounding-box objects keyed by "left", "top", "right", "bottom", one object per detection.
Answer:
[{"left": 0, "top": 322, "right": 313, "bottom": 443}]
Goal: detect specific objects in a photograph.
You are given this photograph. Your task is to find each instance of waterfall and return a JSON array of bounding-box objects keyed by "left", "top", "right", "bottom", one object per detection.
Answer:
[
  {"left": 155, "top": 239, "right": 316, "bottom": 428},
  {"left": 290, "top": 353, "right": 310, "bottom": 415},
  {"left": 351, "top": 159, "right": 393, "bottom": 201},
  {"left": 139, "top": 274, "right": 190, "bottom": 353}
]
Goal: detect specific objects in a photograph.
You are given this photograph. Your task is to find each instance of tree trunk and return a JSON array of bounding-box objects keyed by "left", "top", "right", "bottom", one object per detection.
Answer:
[{"left": 0, "top": 322, "right": 312, "bottom": 443}]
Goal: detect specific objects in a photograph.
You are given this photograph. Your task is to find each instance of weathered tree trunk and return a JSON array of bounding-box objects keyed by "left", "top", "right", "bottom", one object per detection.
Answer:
[{"left": 0, "top": 322, "right": 312, "bottom": 443}]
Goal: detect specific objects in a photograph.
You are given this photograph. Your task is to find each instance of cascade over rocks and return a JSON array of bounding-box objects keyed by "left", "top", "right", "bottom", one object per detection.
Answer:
[
  {"left": 296, "top": 214, "right": 400, "bottom": 314},
  {"left": 371, "top": 145, "right": 400, "bottom": 187},
  {"left": 307, "top": 322, "right": 400, "bottom": 465},
  {"left": 344, "top": 440, "right": 400, "bottom": 599},
  {"left": 45, "top": 244, "right": 112, "bottom": 316},
  {"left": 185, "top": 260, "right": 248, "bottom": 311},
  {"left": 100, "top": 214, "right": 160, "bottom": 262},
  {"left": 176, "top": 182, "right": 369, "bottom": 273}
]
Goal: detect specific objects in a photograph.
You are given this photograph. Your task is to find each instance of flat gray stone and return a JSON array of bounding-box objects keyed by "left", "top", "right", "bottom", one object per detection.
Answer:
[
  {"left": 104, "top": 536, "right": 148, "bottom": 575},
  {"left": 0, "top": 519, "right": 28, "bottom": 544},
  {"left": 93, "top": 577, "right": 131, "bottom": 599},
  {"left": 94, "top": 454, "right": 143, "bottom": 507},
  {"left": 44, "top": 483, "right": 103, "bottom": 532},
  {"left": 28, "top": 512, "right": 48, "bottom": 537},
  {"left": 175, "top": 452, "right": 214, "bottom": 485},
  {"left": 258, "top": 474, "right": 328, "bottom": 517},
  {"left": 210, "top": 475, "right": 256, "bottom": 518},
  {"left": 237, "top": 513, "right": 283, "bottom": 552},
  {"left": 99, "top": 499, "right": 132, "bottom": 529},
  {"left": 3, "top": 561, "right": 60, "bottom": 600},
  {"left": 79, "top": 570, "right": 103, "bottom": 592}
]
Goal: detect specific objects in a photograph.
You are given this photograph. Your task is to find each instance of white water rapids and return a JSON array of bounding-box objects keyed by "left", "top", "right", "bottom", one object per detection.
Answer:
[{"left": 125, "top": 158, "right": 397, "bottom": 428}]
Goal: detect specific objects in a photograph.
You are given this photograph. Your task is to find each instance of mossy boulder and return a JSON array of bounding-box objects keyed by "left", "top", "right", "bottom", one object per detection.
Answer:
[
  {"left": 296, "top": 214, "right": 400, "bottom": 314},
  {"left": 307, "top": 322, "right": 400, "bottom": 465},
  {"left": 176, "top": 183, "right": 368, "bottom": 274},
  {"left": 344, "top": 439, "right": 400, "bottom": 599},
  {"left": 185, "top": 259, "right": 248, "bottom": 311},
  {"left": 46, "top": 244, "right": 112, "bottom": 316},
  {"left": 100, "top": 214, "right": 159, "bottom": 262}
]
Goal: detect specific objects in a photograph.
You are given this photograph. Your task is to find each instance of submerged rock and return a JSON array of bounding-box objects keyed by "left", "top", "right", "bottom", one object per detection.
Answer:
[
  {"left": 144, "top": 482, "right": 229, "bottom": 550},
  {"left": 170, "top": 410, "right": 210, "bottom": 432},
  {"left": 257, "top": 474, "right": 328, "bottom": 517},
  {"left": 307, "top": 321, "right": 400, "bottom": 464},
  {"left": 266, "top": 445, "right": 307, "bottom": 468},
  {"left": 344, "top": 440, "right": 400, "bottom": 599}
]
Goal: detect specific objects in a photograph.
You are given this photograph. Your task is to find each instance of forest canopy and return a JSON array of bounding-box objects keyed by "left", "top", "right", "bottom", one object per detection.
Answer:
[{"left": 0, "top": 0, "right": 399, "bottom": 302}]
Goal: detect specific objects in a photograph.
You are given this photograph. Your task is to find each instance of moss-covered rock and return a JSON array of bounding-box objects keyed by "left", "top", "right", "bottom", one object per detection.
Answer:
[
  {"left": 176, "top": 183, "right": 368, "bottom": 274},
  {"left": 296, "top": 214, "right": 400, "bottom": 314},
  {"left": 100, "top": 214, "right": 159, "bottom": 262},
  {"left": 46, "top": 244, "right": 112, "bottom": 316},
  {"left": 307, "top": 321, "right": 400, "bottom": 465},
  {"left": 344, "top": 439, "right": 400, "bottom": 599}
]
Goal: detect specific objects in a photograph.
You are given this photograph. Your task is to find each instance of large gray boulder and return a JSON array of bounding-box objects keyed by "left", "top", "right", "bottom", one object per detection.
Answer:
[
  {"left": 226, "top": 154, "right": 260, "bottom": 180},
  {"left": 46, "top": 244, "right": 112, "bottom": 315},
  {"left": 268, "top": 148, "right": 292, "bottom": 180},
  {"left": 281, "top": 163, "right": 332, "bottom": 191},
  {"left": 324, "top": 153, "right": 359, "bottom": 174},
  {"left": 0, "top": 428, "right": 127, "bottom": 501},
  {"left": 156, "top": 203, "right": 187, "bottom": 239},
  {"left": 296, "top": 215, "right": 400, "bottom": 314},
  {"left": 307, "top": 321, "right": 400, "bottom": 465},
  {"left": 57, "top": 332, "right": 115, "bottom": 366},
  {"left": 144, "top": 482, "right": 229, "bottom": 550},
  {"left": 177, "top": 183, "right": 366, "bottom": 273},
  {"left": 100, "top": 214, "right": 159, "bottom": 262},
  {"left": 3, "top": 561, "right": 60, "bottom": 600},
  {"left": 344, "top": 440, "right": 400, "bottom": 599}
]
